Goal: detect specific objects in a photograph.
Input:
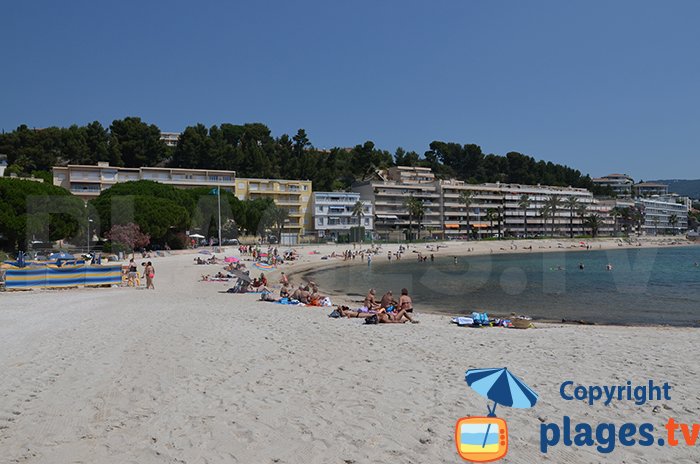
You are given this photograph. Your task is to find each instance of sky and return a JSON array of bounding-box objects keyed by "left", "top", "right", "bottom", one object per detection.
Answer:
[{"left": 2, "top": 0, "right": 699, "bottom": 180}]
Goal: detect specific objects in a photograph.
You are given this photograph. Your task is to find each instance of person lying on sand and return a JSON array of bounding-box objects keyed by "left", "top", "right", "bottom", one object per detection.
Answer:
[
  {"left": 335, "top": 306, "right": 417, "bottom": 323},
  {"left": 336, "top": 306, "right": 376, "bottom": 318}
]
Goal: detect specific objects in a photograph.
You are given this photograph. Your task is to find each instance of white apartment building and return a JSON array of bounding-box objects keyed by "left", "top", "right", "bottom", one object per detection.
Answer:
[
  {"left": 313, "top": 192, "right": 373, "bottom": 239},
  {"left": 352, "top": 166, "right": 441, "bottom": 240},
  {"left": 636, "top": 197, "right": 688, "bottom": 235},
  {"left": 592, "top": 173, "right": 634, "bottom": 197},
  {"left": 53, "top": 162, "right": 236, "bottom": 199},
  {"left": 440, "top": 180, "right": 610, "bottom": 238},
  {"left": 160, "top": 132, "right": 181, "bottom": 147}
]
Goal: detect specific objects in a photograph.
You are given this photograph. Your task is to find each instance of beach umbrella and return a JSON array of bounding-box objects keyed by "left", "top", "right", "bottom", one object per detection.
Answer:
[
  {"left": 224, "top": 256, "right": 239, "bottom": 263},
  {"left": 230, "top": 269, "right": 252, "bottom": 283},
  {"left": 189, "top": 233, "right": 205, "bottom": 239},
  {"left": 465, "top": 368, "right": 538, "bottom": 416},
  {"left": 49, "top": 252, "right": 75, "bottom": 261}
]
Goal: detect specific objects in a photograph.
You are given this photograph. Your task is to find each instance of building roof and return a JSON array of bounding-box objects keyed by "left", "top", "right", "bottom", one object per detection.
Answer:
[{"left": 634, "top": 182, "right": 668, "bottom": 188}]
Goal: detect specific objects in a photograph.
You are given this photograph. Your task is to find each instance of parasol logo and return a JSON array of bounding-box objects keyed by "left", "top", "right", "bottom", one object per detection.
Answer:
[{"left": 455, "top": 368, "right": 538, "bottom": 462}]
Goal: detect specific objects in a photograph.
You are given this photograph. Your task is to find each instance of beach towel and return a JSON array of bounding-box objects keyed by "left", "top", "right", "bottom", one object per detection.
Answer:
[
  {"left": 452, "top": 317, "right": 475, "bottom": 327},
  {"left": 471, "top": 312, "right": 489, "bottom": 324}
]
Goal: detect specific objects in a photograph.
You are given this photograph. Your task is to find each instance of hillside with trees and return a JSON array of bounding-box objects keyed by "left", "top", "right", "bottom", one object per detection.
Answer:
[{"left": 1, "top": 118, "right": 600, "bottom": 192}]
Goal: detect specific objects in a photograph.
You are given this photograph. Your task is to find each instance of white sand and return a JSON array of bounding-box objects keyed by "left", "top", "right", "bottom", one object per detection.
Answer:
[{"left": 1, "top": 240, "right": 699, "bottom": 463}]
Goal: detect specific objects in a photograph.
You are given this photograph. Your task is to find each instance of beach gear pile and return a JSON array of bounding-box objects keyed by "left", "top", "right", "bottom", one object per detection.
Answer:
[{"left": 451, "top": 312, "right": 534, "bottom": 329}]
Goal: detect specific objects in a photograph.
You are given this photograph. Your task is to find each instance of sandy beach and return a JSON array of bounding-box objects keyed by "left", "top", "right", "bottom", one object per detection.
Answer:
[{"left": 1, "top": 238, "right": 699, "bottom": 463}]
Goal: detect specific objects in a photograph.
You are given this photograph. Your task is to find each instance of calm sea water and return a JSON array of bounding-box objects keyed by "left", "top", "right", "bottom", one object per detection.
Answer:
[{"left": 306, "top": 246, "right": 700, "bottom": 326}]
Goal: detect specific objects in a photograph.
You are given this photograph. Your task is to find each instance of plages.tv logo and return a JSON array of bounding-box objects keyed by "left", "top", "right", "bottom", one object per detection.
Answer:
[{"left": 455, "top": 368, "right": 539, "bottom": 462}]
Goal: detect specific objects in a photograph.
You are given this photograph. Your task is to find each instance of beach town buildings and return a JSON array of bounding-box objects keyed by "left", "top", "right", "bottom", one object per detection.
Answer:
[
  {"left": 352, "top": 166, "right": 613, "bottom": 239},
  {"left": 234, "top": 178, "right": 313, "bottom": 241},
  {"left": 312, "top": 192, "right": 373, "bottom": 240},
  {"left": 636, "top": 196, "right": 688, "bottom": 235},
  {"left": 592, "top": 173, "right": 634, "bottom": 197},
  {"left": 52, "top": 162, "right": 236, "bottom": 199},
  {"left": 351, "top": 166, "right": 442, "bottom": 240},
  {"left": 633, "top": 182, "right": 670, "bottom": 198},
  {"left": 438, "top": 180, "right": 610, "bottom": 239}
]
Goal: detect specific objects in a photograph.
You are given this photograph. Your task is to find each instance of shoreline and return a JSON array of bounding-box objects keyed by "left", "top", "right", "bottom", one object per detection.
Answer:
[{"left": 276, "top": 237, "right": 697, "bottom": 327}]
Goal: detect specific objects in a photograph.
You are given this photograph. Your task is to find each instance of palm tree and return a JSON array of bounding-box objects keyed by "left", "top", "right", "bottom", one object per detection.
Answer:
[
  {"left": 609, "top": 207, "right": 622, "bottom": 236},
  {"left": 546, "top": 195, "right": 562, "bottom": 237},
  {"left": 412, "top": 198, "right": 425, "bottom": 241},
  {"left": 669, "top": 213, "right": 679, "bottom": 235},
  {"left": 564, "top": 197, "right": 580, "bottom": 238},
  {"left": 404, "top": 196, "right": 424, "bottom": 241},
  {"left": 351, "top": 200, "right": 366, "bottom": 243},
  {"left": 632, "top": 207, "right": 645, "bottom": 235},
  {"left": 585, "top": 214, "right": 602, "bottom": 238},
  {"left": 576, "top": 204, "right": 588, "bottom": 236},
  {"left": 459, "top": 191, "right": 474, "bottom": 240},
  {"left": 518, "top": 194, "right": 531, "bottom": 238},
  {"left": 486, "top": 208, "right": 497, "bottom": 239}
]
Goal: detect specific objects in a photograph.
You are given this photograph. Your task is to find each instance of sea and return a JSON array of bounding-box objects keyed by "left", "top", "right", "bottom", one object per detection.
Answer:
[{"left": 305, "top": 246, "right": 700, "bottom": 326}]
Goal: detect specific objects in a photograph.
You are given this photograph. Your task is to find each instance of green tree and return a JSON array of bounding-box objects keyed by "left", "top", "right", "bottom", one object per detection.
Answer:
[
  {"left": 486, "top": 208, "right": 497, "bottom": 238},
  {"left": 564, "top": 197, "right": 580, "bottom": 238},
  {"left": 668, "top": 213, "right": 679, "bottom": 235},
  {"left": 109, "top": 117, "right": 166, "bottom": 168},
  {"left": 518, "top": 194, "right": 531, "bottom": 237},
  {"left": 585, "top": 214, "right": 602, "bottom": 238},
  {"left": 459, "top": 191, "right": 474, "bottom": 240},
  {"left": 351, "top": 200, "right": 366, "bottom": 243},
  {"left": 609, "top": 207, "right": 622, "bottom": 236},
  {"left": 404, "top": 195, "right": 424, "bottom": 242},
  {"left": 576, "top": 204, "right": 588, "bottom": 236},
  {"left": 0, "top": 178, "right": 84, "bottom": 251},
  {"left": 260, "top": 204, "right": 290, "bottom": 242},
  {"left": 541, "top": 195, "right": 562, "bottom": 237}
]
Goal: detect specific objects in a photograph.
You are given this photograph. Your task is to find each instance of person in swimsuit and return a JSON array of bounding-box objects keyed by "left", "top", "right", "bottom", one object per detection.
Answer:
[
  {"left": 398, "top": 288, "right": 414, "bottom": 313},
  {"left": 363, "top": 289, "right": 381, "bottom": 311}
]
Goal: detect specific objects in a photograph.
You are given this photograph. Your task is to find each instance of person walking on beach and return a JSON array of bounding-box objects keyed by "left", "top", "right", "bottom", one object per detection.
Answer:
[
  {"left": 127, "top": 258, "right": 138, "bottom": 287},
  {"left": 143, "top": 261, "right": 155, "bottom": 289}
]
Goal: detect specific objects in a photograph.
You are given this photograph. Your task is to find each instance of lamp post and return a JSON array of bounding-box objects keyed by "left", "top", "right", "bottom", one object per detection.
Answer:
[{"left": 87, "top": 218, "right": 93, "bottom": 253}]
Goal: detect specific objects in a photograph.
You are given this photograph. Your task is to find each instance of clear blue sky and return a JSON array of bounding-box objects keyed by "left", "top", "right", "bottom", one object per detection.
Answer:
[{"left": 2, "top": 1, "right": 699, "bottom": 180}]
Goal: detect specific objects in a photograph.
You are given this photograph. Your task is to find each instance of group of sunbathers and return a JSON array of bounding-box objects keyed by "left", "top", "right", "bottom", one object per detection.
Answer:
[{"left": 335, "top": 288, "right": 418, "bottom": 323}]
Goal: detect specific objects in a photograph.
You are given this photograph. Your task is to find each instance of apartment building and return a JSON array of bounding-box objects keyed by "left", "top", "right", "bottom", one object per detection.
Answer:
[
  {"left": 633, "top": 182, "right": 669, "bottom": 197},
  {"left": 52, "top": 162, "right": 236, "bottom": 199},
  {"left": 439, "top": 180, "right": 609, "bottom": 238},
  {"left": 160, "top": 132, "right": 181, "bottom": 147},
  {"left": 352, "top": 166, "right": 441, "bottom": 240},
  {"left": 636, "top": 197, "right": 688, "bottom": 235},
  {"left": 313, "top": 192, "right": 373, "bottom": 239},
  {"left": 592, "top": 173, "right": 634, "bottom": 197},
  {"left": 235, "top": 178, "right": 312, "bottom": 239}
]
